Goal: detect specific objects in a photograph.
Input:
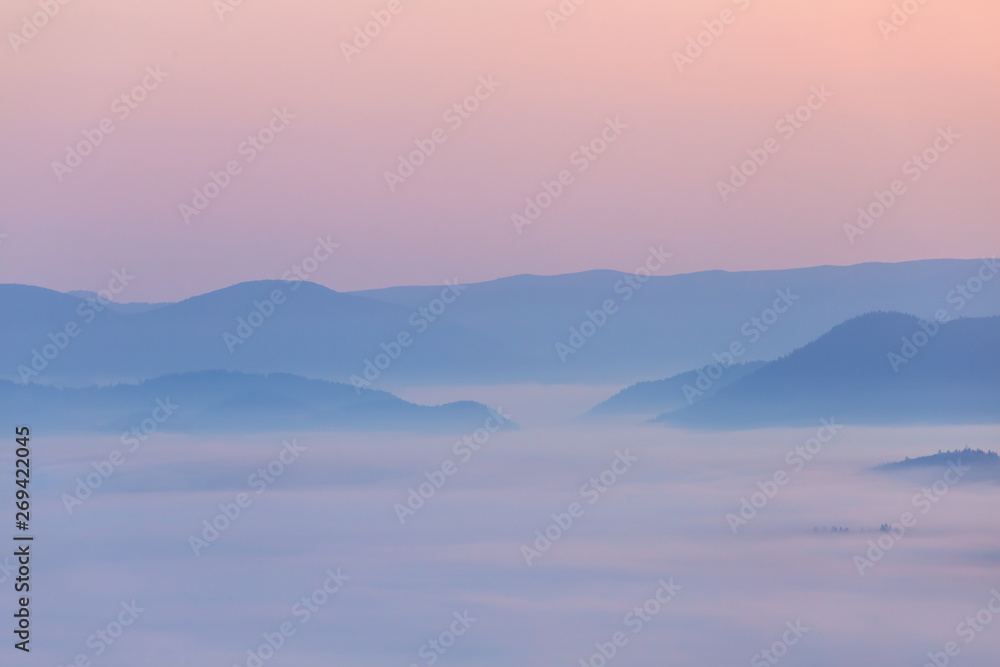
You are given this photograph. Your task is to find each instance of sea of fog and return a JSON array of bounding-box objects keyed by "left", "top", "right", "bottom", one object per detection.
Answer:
[{"left": 10, "top": 385, "right": 1000, "bottom": 667}]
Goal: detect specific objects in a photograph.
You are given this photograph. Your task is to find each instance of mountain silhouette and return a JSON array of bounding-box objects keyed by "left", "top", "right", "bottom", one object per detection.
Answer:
[
  {"left": 587, "top": 361, "right": 766, "bottom": 416},
  {"left": 2, "top": 259, "right": 997, "bottom": 386},
  {"left": 655, "top": 312, "right": 1000, "bottom": 428},
  {"left": 0, "top": 371, "right": 514, "bottom": 433}
]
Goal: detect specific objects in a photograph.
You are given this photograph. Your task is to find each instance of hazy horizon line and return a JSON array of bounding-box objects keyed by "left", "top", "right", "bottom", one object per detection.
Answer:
[{"left": 3, "top": 256, "right": 991, "bottom": 305}]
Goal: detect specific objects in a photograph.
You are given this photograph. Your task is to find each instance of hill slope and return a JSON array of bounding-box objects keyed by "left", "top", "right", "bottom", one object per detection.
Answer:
[
  {"left": 587, "top": 361, "right": 766, "bottom": 416},
  {"left": 656, "top": 313, "right": 1000, "bottom": 428},
  {"left": 2, "top": 259, "right": 998, "bottom": 385},
  {"left": 0, "top": 371, "right": 513, "bottom": 433}
]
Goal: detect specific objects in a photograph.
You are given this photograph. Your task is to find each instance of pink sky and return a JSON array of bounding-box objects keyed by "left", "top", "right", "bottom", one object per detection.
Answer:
[{"left": 0, "top": 0, "right": 998, "bottom": 301}]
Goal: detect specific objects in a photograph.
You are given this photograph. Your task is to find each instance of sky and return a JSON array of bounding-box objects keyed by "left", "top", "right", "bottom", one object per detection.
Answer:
[{"left": 1, "top": 0, "right": 998, "bottom": 302}]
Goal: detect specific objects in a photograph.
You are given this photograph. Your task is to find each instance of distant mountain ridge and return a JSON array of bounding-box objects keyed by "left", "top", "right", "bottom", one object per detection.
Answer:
[
  {"left": 66, "top": 290, "right": 170, "bottom": 314},
  {"left": 875, "top": 449, "right": 1000, "bottom": 483},
  {"left": 651, "top": 312, "right": 1000, "bottom": 428},
  {"left": 0, "top": 371, "right": 514, "bottom": 433},
  {"left": 2, "top": 259, "right": 998, "bottom": 386},
  {"left": 876, "top": 449, "right": 1000, "bottom": 471},
  {"left": 587, "top": 361, "right": 766, "bottom": 416}
]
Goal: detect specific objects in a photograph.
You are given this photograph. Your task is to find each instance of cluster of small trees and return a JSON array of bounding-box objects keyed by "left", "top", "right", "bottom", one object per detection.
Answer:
[{"left": 810, "top": 525, "right": 908, "bottom": 533}]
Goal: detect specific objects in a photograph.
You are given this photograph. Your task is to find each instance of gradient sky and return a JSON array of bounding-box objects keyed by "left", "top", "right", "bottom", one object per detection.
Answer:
[{"left": 1, "top": 0, "right": 998, "bottom": 301}]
